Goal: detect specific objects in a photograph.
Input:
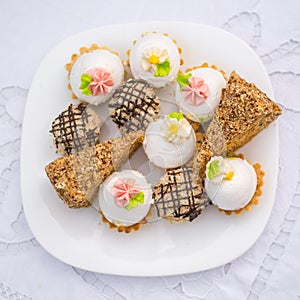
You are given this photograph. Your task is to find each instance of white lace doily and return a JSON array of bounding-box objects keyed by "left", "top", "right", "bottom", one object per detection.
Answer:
[{"left": 0, "top": 1, "right": 299, "bottom": 299}]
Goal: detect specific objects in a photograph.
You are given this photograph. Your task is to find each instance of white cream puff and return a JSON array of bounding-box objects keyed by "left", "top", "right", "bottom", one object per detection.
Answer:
[
  {"left": 175, "top": 67, "right": 226, "bottom": 122},
  {"left": 143, "top": 112, "right": 196, "bottom": 169},
  {"left": 204, "top": 156, "right": 258, "bottom": 211},
  {"left": 98, "top": 170, "right": 152, "bottom": 227},
  {"left": 129, "top": 33, "right": 180, "bottom": 88},
  {"left": 67, "top": 46, "right": 124, "bottom": 105}
]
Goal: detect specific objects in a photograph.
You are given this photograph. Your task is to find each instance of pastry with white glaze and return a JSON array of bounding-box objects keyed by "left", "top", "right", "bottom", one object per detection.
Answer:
[
  {"left": 143, "top": 112, "right": 196, "bottom": 169},
  {"left": 129, "top": 33, "right": 180, "bottom": 88},
  {"left": 66, "top": 45, "right": 124, "bottom": 105},
  {"left": 175, "top": 67, "right": 226, "bottom": 122},
  {"left": 204, "top": 155, "right": 264, "bottom": 214},
  {"left": 99, "top": 170, "right": 152, "bottom": 227}
]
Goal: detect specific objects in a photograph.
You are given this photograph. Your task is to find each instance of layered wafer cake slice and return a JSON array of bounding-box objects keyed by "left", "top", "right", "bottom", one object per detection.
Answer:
[
  {"left": 109, "top": 79, "right": 160, "bottom": 134},
  {"left": 153, "top": 164, "right": 210, "bottom": 222},
  {"left": 194, "top": 71, "right": 282, "bottom": 177},
  {"left": 45, "top": 131, "right": 144, "bottom": 208}
]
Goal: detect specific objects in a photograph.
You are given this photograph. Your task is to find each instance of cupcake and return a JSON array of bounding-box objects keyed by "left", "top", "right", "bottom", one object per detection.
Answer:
[
  {"left": 153, "top": 164, "right": 210, "bottom": 222},
  {"left": 129, "top": 33, "right": 181, "bottom": 88},
  {"left": 50, "top": 103, "right": 101, "bottom": 156},
  {"left": 175, "top": 64, "right": 226, "bottom": 123},
  {"left": 204, "top": 154, "right": 264, "bottom": 215},
  {"left": 66, "top": 44, "right": 124, "bottom": 105},
  {"left": 143, "top": 112, "right": 196, "bottom": 169},
  {"left": 109, "top": 79, "right": 160, "bottom": 134},
  {"left": 98, "top": 170, "right": 153, "bottom": 232}
]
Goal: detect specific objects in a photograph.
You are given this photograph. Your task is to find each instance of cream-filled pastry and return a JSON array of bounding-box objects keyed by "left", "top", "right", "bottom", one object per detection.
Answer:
[
  {"left": 205, "top": 156, "right": 257, "bottom": 211},
  {"left": 143, "top": 112, "right": 196, "bottom": 169},
  {"left": 129, "top": 33, "right": 180, "bottom": 88},
  {"left": 98, "top": 170, "right": 152, "bottom": 227},
  {"left": 67, "top": 47, "right": 124, "bottom": 105},
  {"left": 175, "top": 67, "right": 226, "bottom": 122}
]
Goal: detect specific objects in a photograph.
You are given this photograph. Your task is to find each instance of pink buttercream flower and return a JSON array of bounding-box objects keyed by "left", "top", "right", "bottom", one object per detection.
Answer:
[
  {"left": 86, "top": 68, "right": 114, "bottom": 96},
  {"left": 181, "top": 76, "right": 209, "bottom": 106},
  {"left": 110, "top": 178, "right": 141, "bottom": 208}
]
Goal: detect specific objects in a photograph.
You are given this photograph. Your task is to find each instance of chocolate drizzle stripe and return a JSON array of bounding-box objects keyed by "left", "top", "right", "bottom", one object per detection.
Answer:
[
  {"left": 154, "top": 165, "right": 209, "bottom": 221},
  {"left": 109, "top": 79, "right": 159, "bottom": 133},
  {"left": 50, "top": 103, "right": 99, "bottom": 155}
]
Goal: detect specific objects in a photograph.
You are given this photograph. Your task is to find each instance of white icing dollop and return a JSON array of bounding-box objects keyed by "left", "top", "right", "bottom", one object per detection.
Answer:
[
  {"left": 143, "top": 116, "right": 196, "bottom": 169},
  {"left": 130, "top": 33, "right": 180, "bottom": 88},
  {"left": 69, "top": 50, "right": 124, "bottom": 105},
  {"left": 205, "top": 157, "right": 257, "bottom": 211},
  {"left": 98, "top": 170, "right": 152, "bottom": 227},
  {"left": 175, "top": 68, "right": 226, "bottom": 122}
]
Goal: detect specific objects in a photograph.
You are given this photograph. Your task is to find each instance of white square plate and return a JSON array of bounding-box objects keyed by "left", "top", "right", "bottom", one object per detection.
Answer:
[{"left": 21, "top": 22, "right": 279, "bottom": 276}]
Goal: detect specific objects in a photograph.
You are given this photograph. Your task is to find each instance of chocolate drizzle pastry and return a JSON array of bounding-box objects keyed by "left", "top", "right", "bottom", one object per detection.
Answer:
[
  {"left": 153, "top": 165, "right": 210, "bottom": 222},
  {"left": 109, "top": 79, "right": 160, "bottom": 134},
  {"left": 50, "top": 103, "right": 101, "bottom": 156}
]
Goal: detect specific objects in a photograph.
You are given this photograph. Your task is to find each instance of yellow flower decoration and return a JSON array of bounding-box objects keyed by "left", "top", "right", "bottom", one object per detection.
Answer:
[
  {"left": 141, "top": 47, "right": 169, "bottom": 73},
  {"left": 160, "top": 113, "right": 192, "bottom": 144}
]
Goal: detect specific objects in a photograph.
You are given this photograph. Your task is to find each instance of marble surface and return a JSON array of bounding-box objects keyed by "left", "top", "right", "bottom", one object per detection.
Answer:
[{"left": 0, "top": 0, "right": 300, "bottom": 299}]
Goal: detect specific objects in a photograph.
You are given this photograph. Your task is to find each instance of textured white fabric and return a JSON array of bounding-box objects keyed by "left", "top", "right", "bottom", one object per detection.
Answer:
[{"left": 0, "top": 0, "right": 299, "bottom": 299}]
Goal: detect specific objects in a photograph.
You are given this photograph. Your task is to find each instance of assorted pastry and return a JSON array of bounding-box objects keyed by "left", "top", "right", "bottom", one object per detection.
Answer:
[
  {"left": 66, "top": 44, "right": 124, "bottom": 105},
  {"left": 175, "top": 64, "right": 226, "bottom": 123},
  {"left": 45, "top": 33, "right": 282, "bottom": 233},
  {"left": 128, "top": 32, "right": 182, "bottom": 88},
  {"left": 143, "top": 112, "right": 196, "bottom": 169},
  {"left": 204, "top": 154, "right": 264, "bottom": 215},
  {"left": 50, "top": 103, "right": 102, "bottom": 156},
  {"left": 99, "top": 170, "right": 153, "bottom": 232},
  {"left": 109, "top": 78, "right": 160, "bottom": 134},
  {"left": 153, "top": 164, "right": 210, "bottom": 222}
]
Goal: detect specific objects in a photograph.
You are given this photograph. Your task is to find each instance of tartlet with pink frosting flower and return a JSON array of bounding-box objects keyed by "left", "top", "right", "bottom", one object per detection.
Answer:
[
  {"left": 98, "top": 170, "right": 153, "bottom": 233},
  {"left": 66, "top": 44, "right": 124, "bottom": 105},
  {"left": 175, "top": 64, "right": 226, "bottom": 123}
]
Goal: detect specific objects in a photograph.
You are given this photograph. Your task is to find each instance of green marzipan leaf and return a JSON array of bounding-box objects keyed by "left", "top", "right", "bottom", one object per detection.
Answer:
[
  {"left": 176, "top": 73, "right": 192, "bottom": 90},
  {"left": 81, "top": 87, "right": 92, "bottom": 96},
  {"left": 208, "top": 160, "right": 220, "bottom": 180},
  {"left": 79, "top": 73, "right": 92, "bottom": 90},
  {"left": 124, "top": 192, "right": 144, "bottom": 211},
  {"left": 154, "top": 59, "right": 171, "bottom": 77},
  {"left": 167, "top": 112, "right": 184, "bottom": 121}
]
